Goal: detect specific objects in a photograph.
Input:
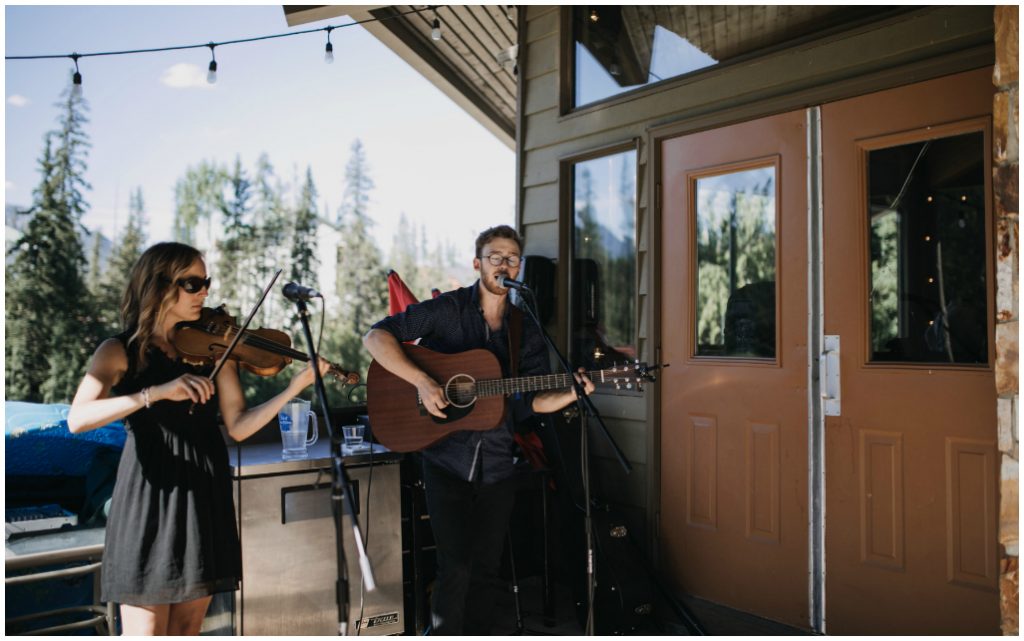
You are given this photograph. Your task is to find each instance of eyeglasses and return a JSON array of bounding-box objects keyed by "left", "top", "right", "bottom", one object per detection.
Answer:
[
  {"left": 175, "top": 276, "right": 212, "bottom": 294},
  {"left": 482, "top": 254, "right": 521, "bottom": 267}
]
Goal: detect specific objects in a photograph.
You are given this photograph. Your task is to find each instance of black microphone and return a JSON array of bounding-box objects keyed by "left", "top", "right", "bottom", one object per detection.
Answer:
[
  {"left": 283, "top": 282, "right": 322, "bottom": 302},
  {"left": 499, "top": 276, "right": 531, "bottom": 291}
]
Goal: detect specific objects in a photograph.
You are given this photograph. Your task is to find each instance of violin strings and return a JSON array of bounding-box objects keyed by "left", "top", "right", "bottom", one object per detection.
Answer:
[
  {"left": 218, "top": 325, "right": 308, "bottom": 360},
  {"left": 216, "top": 325, "right": 355, "bottom": 379}
]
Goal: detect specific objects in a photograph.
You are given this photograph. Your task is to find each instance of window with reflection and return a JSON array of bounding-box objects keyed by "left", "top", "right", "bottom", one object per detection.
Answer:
[
  {"left": 571, "top": 149, "right": 637, "bottom": 373},
  {"left": 694, "top": 166, "right": 776, "bottom": 358},
  {"left": 868, "top": 131, "right": 987, "bottom": 364},
  {"left": 572, "top": 6, "right": 890, "bottom": 108}
]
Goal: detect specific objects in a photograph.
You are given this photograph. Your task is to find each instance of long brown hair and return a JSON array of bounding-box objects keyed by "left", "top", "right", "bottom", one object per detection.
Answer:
[{"left": 121, "top": 242, "right": 203, "bottom": 370}]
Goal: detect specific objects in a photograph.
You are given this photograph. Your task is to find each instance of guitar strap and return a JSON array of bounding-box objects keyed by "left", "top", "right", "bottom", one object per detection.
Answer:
[
  {"left": 508, "top": 302, "right": 523, "bottom": 377},
  {"left": 507, "top": 302, "right": 550, "bottom": 469}
]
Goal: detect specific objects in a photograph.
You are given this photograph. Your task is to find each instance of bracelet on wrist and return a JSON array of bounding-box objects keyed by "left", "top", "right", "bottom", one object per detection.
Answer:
[{"left": 142, "top": 387, "right": 152, "bottom": 409}]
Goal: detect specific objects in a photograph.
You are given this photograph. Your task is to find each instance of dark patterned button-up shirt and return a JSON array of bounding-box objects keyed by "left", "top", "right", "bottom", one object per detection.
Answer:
[{"left": 371, "top": 282, "right": 549, "bottom": 483}]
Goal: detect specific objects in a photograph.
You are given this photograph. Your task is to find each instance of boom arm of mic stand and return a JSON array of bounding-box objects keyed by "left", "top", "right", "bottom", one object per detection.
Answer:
[
  {"left": 518, "top": 291, "right": 632, "bottom": 474},
  {"left": 293, "top": 298, "right": 376, "bottom": 636}
]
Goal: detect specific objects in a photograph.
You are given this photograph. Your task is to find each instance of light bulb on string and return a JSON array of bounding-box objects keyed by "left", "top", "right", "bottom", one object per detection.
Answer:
[
  {"left": 70, "top": 54, "right": 83, "bottom": 98},
  {"left": 324, "top": 26, "right": 335, "bottom": 64},
  {"left": 206, "top": 44, "right": 218, "bottom": 84},
  {"left": 431, "top": 8, "right": 442, "bottom": 41}
]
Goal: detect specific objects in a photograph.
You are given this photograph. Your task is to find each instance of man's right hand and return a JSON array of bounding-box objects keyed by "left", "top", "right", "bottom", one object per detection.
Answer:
[{"left": 416, "top": 375, "right": 449, "bottom": 419}]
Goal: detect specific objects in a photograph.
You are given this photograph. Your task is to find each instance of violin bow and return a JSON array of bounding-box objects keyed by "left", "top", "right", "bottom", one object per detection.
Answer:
[{"left": 189, "top": 269, "right": 282, "bottom": 414}]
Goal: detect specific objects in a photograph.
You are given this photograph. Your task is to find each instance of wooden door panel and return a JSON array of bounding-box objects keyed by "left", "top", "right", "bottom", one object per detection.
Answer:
[
  {"left": 660, "top": 110, "right": 809, "bottom": 628},
  {"left": 822, "top": 67, "right": 999, "bottom": 634}
]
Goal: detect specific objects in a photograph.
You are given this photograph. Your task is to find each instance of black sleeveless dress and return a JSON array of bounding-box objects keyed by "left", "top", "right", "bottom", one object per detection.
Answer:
[{"left": 100, "top": 333, "right": 241, "bottom": 605}]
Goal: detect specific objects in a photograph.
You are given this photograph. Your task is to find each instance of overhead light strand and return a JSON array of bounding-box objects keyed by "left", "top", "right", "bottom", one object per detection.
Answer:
[{"left": 6, "top": 5, "right": 438, "bottom": 62}]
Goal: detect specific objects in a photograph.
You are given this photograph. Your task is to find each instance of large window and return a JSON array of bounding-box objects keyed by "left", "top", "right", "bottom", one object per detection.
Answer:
[
  {"left": 694, "top": 164, "right": 777, "bottom": 358},
  {"left": 571, "top": 6, "right": 891, "bottom": 108},
  {"left": 867, "top": 131, "right": 988, "bottom": 364},
  {"left": 571, "top": 148, "right": 637, "bottom": 373}
]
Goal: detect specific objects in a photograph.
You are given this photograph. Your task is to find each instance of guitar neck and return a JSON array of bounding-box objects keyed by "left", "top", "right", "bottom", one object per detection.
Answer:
[{"left": 476, "top": 369, "right": 610, "bottom": 397}]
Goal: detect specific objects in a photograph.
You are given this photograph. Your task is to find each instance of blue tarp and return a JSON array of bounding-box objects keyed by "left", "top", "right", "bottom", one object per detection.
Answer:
[{"left": 5, "top": 402, "right": 126, "bottom": 476}]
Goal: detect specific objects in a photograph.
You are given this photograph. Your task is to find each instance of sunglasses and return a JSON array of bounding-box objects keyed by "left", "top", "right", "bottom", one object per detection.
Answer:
[{"left": 175, "top": 276, "right": 212, "bottom": 294}]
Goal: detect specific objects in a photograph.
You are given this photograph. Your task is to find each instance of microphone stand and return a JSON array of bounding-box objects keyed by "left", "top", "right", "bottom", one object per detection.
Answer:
[
  {"left": 292, "top": 297, "right": 375, "bottom": 635},
  {"left": 516, "top": 287, "right": 631, "bottom": 636}
]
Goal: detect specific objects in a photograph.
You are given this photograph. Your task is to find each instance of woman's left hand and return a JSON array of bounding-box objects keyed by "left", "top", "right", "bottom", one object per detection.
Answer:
[{"left": 289, "top": 357, "right": 332, "bottom": 392}]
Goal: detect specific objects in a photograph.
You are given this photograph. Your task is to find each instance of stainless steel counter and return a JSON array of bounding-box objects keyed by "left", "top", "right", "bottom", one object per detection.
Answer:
[
  {"left": 231, "top": 439, "right": 405, "bottom": 636},
  {"left": 230, "top": 440, "right": 399, "bottom": 477}
]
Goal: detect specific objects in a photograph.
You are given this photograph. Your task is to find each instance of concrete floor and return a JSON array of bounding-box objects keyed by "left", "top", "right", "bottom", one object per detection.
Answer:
[{"left": 489, "top": 576, "right": 814, "bottom": 636}]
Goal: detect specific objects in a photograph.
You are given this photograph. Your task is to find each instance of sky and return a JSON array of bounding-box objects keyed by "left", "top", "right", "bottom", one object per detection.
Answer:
[{"left": 4, "top": 4, "right": 515, "bottom": 267}]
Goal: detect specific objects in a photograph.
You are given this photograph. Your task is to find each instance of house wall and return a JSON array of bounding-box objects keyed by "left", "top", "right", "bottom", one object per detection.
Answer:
[
  {"left": 515, "top": 4, "right": 996, "bottom": 554},
  {"left": 993, "top": 5, "right": 1019, "bottom": 636}
]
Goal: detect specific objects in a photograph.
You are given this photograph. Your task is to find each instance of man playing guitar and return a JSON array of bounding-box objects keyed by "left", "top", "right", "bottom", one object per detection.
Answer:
[{"left": 364, "top": 224, "right": 593, "bottom": 635}]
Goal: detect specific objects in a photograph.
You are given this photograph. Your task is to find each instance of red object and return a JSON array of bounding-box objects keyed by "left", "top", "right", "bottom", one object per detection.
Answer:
[
  {"left": 514, "top": 432, "right": 549, "bottom": 472},
  {"left": 387, "top": 269, "right": 420, "bottom": 315}
]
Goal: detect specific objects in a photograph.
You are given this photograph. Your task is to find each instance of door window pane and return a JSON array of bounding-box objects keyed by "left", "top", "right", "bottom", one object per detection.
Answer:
[
  {"left": 868, "top": 131, "right": 987, "bottom": 364},
  {"left": 695, "top": 167, "right": 776, "bottom": 358},
  {"left": 572, "top": 150, "right": 637, "bottom": 371}
]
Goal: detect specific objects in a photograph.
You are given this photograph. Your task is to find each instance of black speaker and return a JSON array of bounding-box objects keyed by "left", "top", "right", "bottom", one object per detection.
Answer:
[{"left": 521, "top": 255, "right": 556, "bottom": 325}]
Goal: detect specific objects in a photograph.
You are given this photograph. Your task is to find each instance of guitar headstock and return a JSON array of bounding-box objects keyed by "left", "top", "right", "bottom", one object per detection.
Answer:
[{"left": 597, "top": 361, "right": 670, "bottom": 391}]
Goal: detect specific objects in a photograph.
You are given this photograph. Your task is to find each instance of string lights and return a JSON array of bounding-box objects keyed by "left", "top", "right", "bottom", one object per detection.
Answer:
[
  {"left": 324, "top": 26, "right": 335, "bottom": 64},
  {"left": 70, "top": 53, "right": 82, "bottom": 97},
  {"left": 5, "top": 6, "right": 443, "bottom": 90},
  {"left": 206, "top": 44, "right": 217, "bottom": 84},
  {"left": 431, "top": 7, "right": 443, "bottom": 41}
]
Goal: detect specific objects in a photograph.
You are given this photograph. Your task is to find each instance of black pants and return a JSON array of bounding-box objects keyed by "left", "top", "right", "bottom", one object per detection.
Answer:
[{"left": 421, "top": 459, "right": 518, "bottom": 635}]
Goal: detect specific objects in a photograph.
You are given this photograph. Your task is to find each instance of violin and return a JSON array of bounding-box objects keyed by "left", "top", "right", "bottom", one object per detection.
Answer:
[{"left": 173, "top": 305, "right": 360, "bottom": 384}]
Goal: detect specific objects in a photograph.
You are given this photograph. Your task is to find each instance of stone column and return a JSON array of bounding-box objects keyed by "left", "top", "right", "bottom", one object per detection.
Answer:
[{"left": 993, "top": 5, "right": 1019, "bottom": 636}]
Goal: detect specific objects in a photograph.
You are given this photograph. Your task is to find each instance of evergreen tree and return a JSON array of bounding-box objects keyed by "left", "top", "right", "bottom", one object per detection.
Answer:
[
  {"left": 389, "top": 212, "right": 423, "bottom": 296},
  {"left": 249, "top": 153, "right": 288, "bottom": 328},
  {"left": 216, "top": 156, "right": 253, "bottom": 308},
  {"left": 173, "top": 160, "right": 225, "bottom": 247},
  {"left": 6, "top": 85, "right": 97, "bottom": 402},
  {"left": 96, "top": 187, "right": 148, "bottom": 334},
  {"left": 331, "top": 139, "right": 387, "bottom": 385},
  {"left": 86, "top": 229, "right": 103, "bottom": 295},
  {"left": 288, "top": 167, "right": 321, "bottom": 317}
]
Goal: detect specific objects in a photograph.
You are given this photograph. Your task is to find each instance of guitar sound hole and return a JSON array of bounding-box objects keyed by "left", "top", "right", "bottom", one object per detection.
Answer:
[{"left": 445, "top": 374, "right": 477, "bottom": 408}]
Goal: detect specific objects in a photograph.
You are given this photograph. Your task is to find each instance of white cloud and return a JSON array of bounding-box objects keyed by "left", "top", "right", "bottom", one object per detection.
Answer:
[
  {"left": 6, "top": 180, "right": 15, "bottom": 191},
  {"left": 160, "top": 63, "right": 214, "bottom": 89},
  {"left": 7, "top": 94, "right": 30, "bottom": 107}
]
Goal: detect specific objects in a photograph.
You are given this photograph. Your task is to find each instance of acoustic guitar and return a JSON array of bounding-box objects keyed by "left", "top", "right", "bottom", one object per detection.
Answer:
[{"left": 367, "top": 344, "right": 658, "bottom": 452}]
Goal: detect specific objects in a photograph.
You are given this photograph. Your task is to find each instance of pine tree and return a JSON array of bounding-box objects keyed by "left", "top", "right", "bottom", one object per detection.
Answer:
[
  {"left": 389, "top": 212, "right": 423, "bottom": 296},
  {"left": 216, "top": 156, "right": 252, "bottom": 308},
  {"left": 6, "top": 85, "right": 98, "bottom": 402},
  {"left": 249, "top": 153, "right": 288, "bottom": 328},
  {"left": 288, "top": 167, "right": 321, "bottom": 320},
  {"left": 331, "top": 139, "right": 387, "bottom": 383},
  {"left": 173, "top": 160, "right": 225, "bottom": 247},
  {"left": 96, "top": 187, "right": 148, "bottom": 334},
  {"left": 86, "top": 229, "right": 103, "bottom": 295}
]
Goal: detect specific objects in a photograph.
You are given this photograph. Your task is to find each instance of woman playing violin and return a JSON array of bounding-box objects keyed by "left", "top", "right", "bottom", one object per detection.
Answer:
[{"left": 68, "top": 242, "right": 329, "bottom": 635}]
